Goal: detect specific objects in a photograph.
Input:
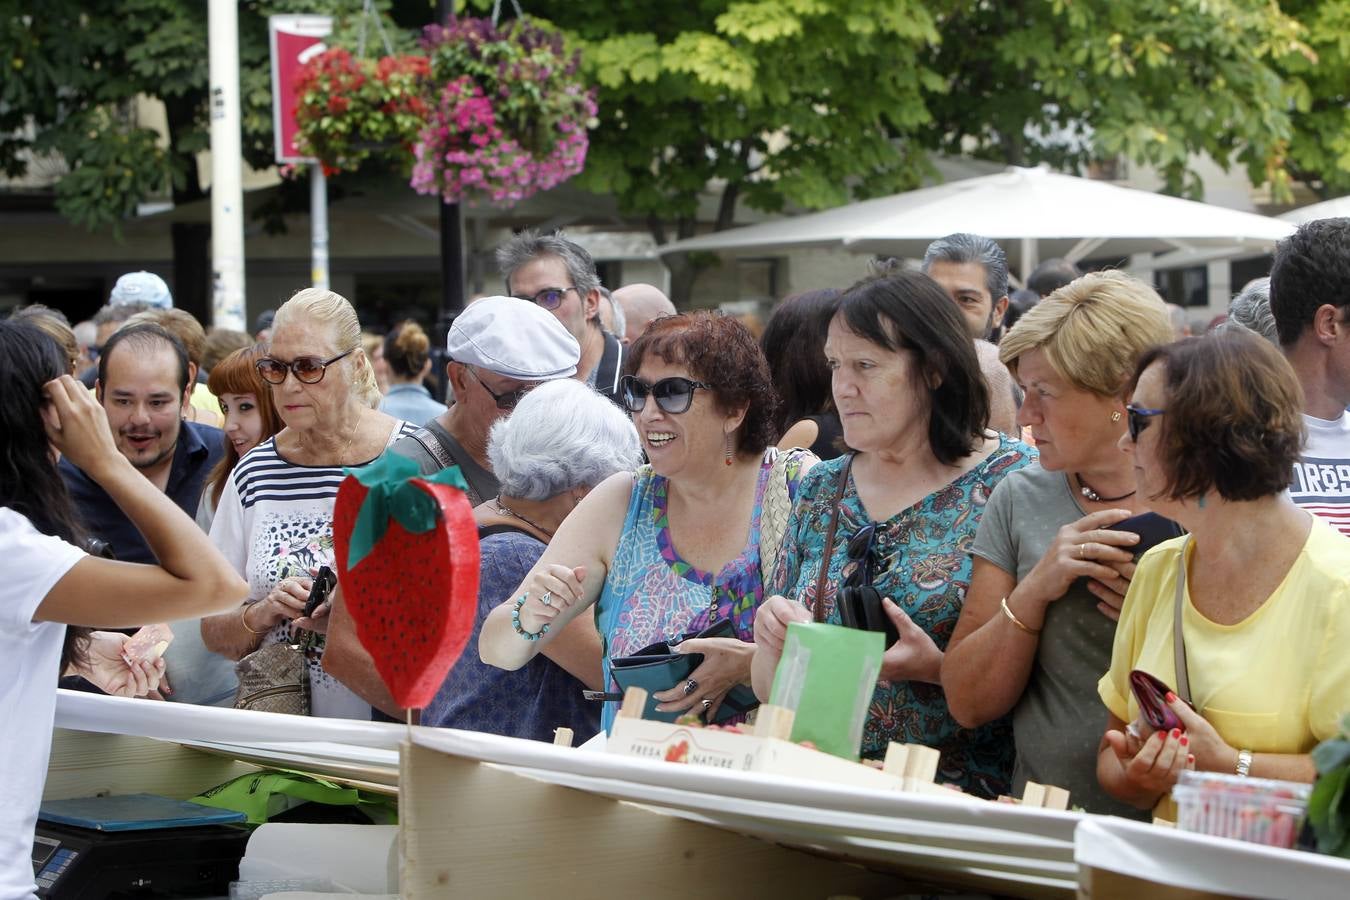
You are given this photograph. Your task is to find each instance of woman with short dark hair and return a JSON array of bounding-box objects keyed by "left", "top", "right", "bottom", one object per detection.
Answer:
[
  {"left": 481, "top": 312, "right": 813, "bottom": 730},
  {"left": 752, "top": 271, "right": 1037, "bottom": 798},
  {"left": 1098, "top": 329, "right": 1350, "bottom": 816}
]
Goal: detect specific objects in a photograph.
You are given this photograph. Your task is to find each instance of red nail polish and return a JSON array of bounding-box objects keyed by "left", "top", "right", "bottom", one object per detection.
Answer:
[
  {"left": 1171, "top": 728, "right": 1181, "bottom": 739},
  {"left": 1179, "top": 736, "right": 1189, "bottom": 746},
  {"left": 1187, "top": 753, "right": 1195, "bottom": 764},
  {"left": 1165, "top": 691, "right": 1177, "bottom": 703}
]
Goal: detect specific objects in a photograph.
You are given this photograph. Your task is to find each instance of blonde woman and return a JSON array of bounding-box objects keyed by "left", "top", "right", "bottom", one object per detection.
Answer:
[
  {"left": 942, "top": 270, "right": 1173, "bottom": 815},
  {"left": 202, "top": 289, "right": 418, "bottom": 719}
]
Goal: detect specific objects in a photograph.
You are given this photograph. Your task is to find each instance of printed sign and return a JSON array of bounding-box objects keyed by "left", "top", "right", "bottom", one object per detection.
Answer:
[{"left": 269, "top": 15, "right": 333, "bottom": 164}]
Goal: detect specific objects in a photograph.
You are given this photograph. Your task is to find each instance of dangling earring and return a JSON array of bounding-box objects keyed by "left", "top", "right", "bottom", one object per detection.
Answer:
[
  {"left": 1197, "top": 493, "right": 1207, "bottom": 509},
  {"left": 1110, "top": 410, "right": 1122, "bottom": 423},
  {"left": 724, "top": 431, "right": 733, "bottom": 466}
]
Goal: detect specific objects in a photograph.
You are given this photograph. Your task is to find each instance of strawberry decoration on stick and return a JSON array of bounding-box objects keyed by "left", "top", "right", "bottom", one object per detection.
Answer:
[{"left": 332, "top": 451, "right": 479, "bottom": 711}]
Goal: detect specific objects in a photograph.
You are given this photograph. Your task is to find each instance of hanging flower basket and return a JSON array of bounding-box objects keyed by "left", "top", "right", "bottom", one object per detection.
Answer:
[
  {"left": 290, "top": 16, "right": 596, "bottom": 207},
  {"left": 293, "top": 48, "right": 431, "bottom": 172}
]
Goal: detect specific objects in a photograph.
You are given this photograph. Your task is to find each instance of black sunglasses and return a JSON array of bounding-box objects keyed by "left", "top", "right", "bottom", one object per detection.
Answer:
[
  {"left": 1125, "top": 403, "right": 1166, "bottom": 441},
  {"left": 468, "top": 366, "right": 532, "bottom": 411},
  {"left": 514, "top": 286, "right": 578, "bottom": 311},
  {"left": 620, "top": 375, "right": 713, "bottom": 415},
  {"left": 842, "top": 522, "right": 877, "bottom": 588},
  {"left": 256, "top": 348, "right": 354, "bottom": 385}
]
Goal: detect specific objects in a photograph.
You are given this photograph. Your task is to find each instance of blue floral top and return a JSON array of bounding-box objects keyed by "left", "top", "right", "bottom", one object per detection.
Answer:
[
  {"left": 769, "top": 434, "right": 1036, "bottom": 798},
  {"left": 595, "top": 449, "right": 812, "bottom": 731}
]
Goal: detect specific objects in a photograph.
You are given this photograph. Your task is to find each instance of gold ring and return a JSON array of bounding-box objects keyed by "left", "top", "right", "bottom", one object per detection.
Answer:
[{"left": 1078, "top": 544, "right": 1085, "bottom": 559}]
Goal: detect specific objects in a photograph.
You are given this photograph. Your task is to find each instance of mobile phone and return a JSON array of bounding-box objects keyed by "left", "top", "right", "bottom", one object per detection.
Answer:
[
  {"left": 1111, "top": 512, "right": 1184, "bottom": 559},
  {"left": 302, "top": 565, "right": 337, "bottom": 617}
]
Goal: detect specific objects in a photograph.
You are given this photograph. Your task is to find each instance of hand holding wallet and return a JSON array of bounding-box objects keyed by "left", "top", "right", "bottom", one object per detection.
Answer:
[
  {"left": 1129, "top": 669, "right": 1193, "bottom": 733},
  {"left": 608, "top": 618, "right": 760, "bottom": 724}
]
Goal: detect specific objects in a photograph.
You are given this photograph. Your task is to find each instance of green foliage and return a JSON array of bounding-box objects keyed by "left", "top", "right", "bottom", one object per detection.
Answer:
[
  {"left": 919, "top": 0, "right": 1309, "bottom": 200},
  {"left": 535, "top": 0, "right": 941, "bottom": 231},
  {"left": 1279, "top": 0, "right": 1350, "bottom": 197},
  {"left": 1309, "top": 713, "right": 1350, "bottom": 858}
]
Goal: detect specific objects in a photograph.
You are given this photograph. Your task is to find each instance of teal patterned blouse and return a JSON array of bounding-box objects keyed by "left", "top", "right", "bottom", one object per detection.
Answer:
[{"left": 768, "top": 435, "right": 1036, "bottom": 799}]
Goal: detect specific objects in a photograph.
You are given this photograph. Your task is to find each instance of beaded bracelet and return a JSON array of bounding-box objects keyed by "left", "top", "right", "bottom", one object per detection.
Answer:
[{"left": 512, "top": 593, "right": 549, "bottom": 641}]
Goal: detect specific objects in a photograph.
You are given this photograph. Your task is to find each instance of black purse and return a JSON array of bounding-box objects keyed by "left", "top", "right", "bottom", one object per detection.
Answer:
[{"left": 609, "top": 618, "right": 760, "bottom": 724}]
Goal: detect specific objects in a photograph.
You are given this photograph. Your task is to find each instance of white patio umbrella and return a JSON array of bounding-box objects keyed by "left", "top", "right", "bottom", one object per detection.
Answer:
[
  {"left": 659, "top": 166, "right": 1294, "bottom": 279},
  {"left": 1279, "top": 196, "right": 1350, "bottom": 225}
]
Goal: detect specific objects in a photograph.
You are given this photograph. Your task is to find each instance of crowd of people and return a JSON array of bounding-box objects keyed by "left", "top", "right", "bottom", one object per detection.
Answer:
[{"left": 4, "top": 218, "right": 1350, "bottom": 893}]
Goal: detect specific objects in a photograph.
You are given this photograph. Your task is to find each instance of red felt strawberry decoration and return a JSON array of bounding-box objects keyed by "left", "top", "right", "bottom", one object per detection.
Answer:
[{"left": 332, "top": 451, "right": 479, "bottom": 710}]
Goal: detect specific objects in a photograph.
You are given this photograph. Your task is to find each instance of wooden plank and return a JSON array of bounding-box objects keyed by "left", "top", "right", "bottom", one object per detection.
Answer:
[
  {"left": 399, "top": 740, "right": 912, "bottom": 899},
  {"left": 44, "top": 729, "right": 257, "bottom": 801},
  {"left": 1079, "top": 865, "right": 1235, "bottom": 900}
]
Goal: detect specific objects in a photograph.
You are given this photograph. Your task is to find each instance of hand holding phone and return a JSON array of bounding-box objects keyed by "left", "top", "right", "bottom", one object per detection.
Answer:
[
  {"left": 1110, "top": 513, "right": 1184, "bottom": 560},
  {"left": 302, "top": 565, "right": 337, "bottom": 617}
]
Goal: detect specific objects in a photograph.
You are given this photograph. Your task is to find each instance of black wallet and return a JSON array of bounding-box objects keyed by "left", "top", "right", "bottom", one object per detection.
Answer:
[
  {"left": 609, "top": 618, "right": 760, "bottom": 724},
  {"left": 836, "top": 585, "right": 900, "bottom": 647}
]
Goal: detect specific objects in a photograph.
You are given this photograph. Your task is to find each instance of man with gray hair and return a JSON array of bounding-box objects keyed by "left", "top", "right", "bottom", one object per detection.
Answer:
[
  {"left": 1223, "top": 276, "right": 1278, "bottom": 344},
  {"left": 919, "top": 234, "right": 1019, "bottom": 435},
  {"left": 497, "top": 228, "right": 625, "bottom": 400},
  {"left": 613, "top": 283, "right": 677, "bottom": 345}
]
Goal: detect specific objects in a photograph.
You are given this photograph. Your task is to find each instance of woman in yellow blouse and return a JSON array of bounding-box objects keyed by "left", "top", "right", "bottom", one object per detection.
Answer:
[{"left": 1098, "top": 329, "right": 1350, "bottom": 813}]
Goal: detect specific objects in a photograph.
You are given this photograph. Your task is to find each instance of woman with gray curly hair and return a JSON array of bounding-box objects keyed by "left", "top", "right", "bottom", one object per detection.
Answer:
[{"left": 416, "top": 379, "right": 641, "bottom": 740}]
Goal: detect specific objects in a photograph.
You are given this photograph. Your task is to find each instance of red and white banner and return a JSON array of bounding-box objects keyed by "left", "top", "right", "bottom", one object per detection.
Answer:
[{"left": 268, "top": 15, "right": 333, "bottom": 165}]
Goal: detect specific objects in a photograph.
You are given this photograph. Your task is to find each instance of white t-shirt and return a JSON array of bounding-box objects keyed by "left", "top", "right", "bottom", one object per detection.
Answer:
[
  {"left": 209, "top": 422, "right": 416, "bottom": 720},
  {"left": 0, "top": 508, "right": 84, "bottom": 900},
  {"left": 1291, "top": 411, "right": 1350, "bottom": 537}
]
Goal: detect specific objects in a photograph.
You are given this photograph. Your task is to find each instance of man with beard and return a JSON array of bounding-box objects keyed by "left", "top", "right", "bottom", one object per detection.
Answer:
[
  {"left": 60, "top": 323, "right": 224, "bottom": 564},
  {"left": 920, "top": 233, "right": 1021, "bottom": 436}
]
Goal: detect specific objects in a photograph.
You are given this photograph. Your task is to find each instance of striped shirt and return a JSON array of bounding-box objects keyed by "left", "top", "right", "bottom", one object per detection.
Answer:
[
  {"left": 1290, "top": 412, "right": 1350, "bottom": 538},
  {"left": 210, "top": 419, "right": 418, "bottom": 719}
]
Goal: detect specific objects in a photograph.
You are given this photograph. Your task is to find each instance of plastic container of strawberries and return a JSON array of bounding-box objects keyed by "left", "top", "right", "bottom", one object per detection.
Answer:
[{"left": 1172, "top": 770, "right": 1311, "bottom": 849}]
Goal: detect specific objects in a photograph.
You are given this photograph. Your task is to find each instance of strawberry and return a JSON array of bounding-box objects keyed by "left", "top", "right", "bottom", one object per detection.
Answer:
[{"left": 332, "top": 455, "right": 480, "bottom": 710}]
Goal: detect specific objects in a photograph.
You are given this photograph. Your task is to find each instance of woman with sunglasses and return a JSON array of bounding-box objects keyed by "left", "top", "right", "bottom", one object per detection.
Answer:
[
  {"left": 201, "top": 288, "right": 419, "bottom": 719},
  {"left": 940, "top": 271, "right": 1173, "bottom": 813},
  {"left": 480, "top": 312, "right": 812, "bottom": 730},
  {"left": 1097, "top": 330, "right": 1350, "bottom": 815},
  {"left": 750, "top": 271, "right": 1036, "bottom": 798}
]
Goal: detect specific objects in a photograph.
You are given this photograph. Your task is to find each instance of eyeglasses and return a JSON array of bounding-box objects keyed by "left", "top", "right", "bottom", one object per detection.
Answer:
[
  {"left": 467, "top": 366, "right": 532, "bottom": 411},
  {"left": 842, "top": 522, "right": 877, "bottom": 588},
  {"left": 514, "top": 286, "right": 579, "bottom": 310},
  {"left": 1125, "top": 403, "right": 1166, "bottom": 441},
  {"left": 255, "top": 349, "right": 354, "bottom": 385},
  {"left": 620, "top": 375, "right": 713, "bottom": 415}
]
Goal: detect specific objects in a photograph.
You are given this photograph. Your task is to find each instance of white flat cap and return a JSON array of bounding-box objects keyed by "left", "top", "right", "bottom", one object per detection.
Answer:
[
  {"left": 110, "top": 271, "right": 173, "bottom": 308},
  {"left": 446, "top": 296, "right": 580, "bottom": 380}
]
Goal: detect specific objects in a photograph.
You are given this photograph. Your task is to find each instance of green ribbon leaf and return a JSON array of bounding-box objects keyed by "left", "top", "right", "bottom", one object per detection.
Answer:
[{"left": 343, "top": 449, "right": 470, "bottom": 569}]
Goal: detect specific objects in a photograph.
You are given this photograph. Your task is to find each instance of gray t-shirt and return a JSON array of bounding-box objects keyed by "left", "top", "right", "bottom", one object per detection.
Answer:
[
  {"left": 389, "top": 419, "right": 499, "bottom": 506},
  {"left": 972, "top": 464, "right": 1146, "bottom": 818}
]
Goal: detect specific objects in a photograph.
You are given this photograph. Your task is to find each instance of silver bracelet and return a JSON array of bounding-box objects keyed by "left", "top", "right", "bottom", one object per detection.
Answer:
[{"left": 1236, "top": 748, "right": 1253, "bottom": 777}]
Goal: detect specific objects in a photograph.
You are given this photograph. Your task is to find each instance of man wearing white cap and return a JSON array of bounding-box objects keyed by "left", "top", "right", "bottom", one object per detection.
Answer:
[
  {"left": 389, "top": 296, "right": 580, "bottom": 503},
  {"left": 109, "top": 271, "right": 173, "bottom": 309}
]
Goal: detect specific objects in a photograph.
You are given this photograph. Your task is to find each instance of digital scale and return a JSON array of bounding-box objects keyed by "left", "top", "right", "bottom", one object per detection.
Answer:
[{"left": 32, "top": 794, "right": 251, "bottom": 899}]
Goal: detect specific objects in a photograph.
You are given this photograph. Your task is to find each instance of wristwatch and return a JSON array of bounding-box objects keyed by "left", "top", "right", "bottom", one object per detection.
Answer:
[{"left": 1236, "top": 748, "right": 1253, "bottom": 777}]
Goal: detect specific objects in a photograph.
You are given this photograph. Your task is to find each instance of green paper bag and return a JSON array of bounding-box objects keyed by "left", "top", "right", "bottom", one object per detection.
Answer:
[{"left": 768, "top": 621, "right": 883, "bottom": 760}]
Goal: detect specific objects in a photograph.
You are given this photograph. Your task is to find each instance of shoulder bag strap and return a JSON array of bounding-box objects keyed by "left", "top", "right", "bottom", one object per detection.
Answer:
[
  {"left": 410, "top": 426, "right": 455, "bottom": 470},
  {"left": 1172, "top": 536, "right": 1192, "bottom": 704},
  {"left": 811, "top": 454, "right": 854, "bottom": 623}
]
